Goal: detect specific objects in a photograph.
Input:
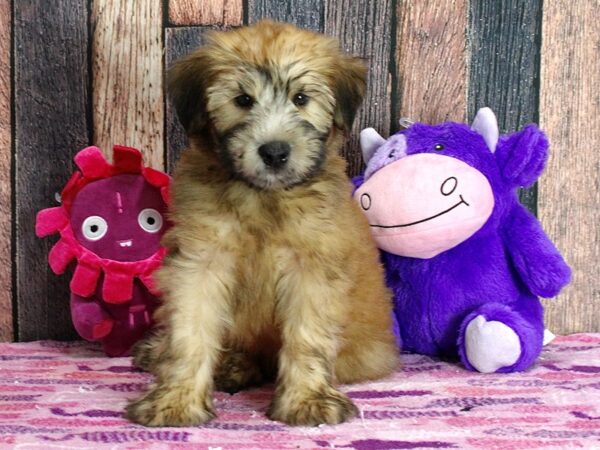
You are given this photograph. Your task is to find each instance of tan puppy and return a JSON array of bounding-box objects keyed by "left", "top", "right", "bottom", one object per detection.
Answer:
[{"left": 126, "top": 20, "right": 399, "bottom": 427}]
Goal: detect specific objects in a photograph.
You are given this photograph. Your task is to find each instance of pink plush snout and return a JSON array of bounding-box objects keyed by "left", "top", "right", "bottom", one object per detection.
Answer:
[{"left": 355, "top": 153, "right": 495, "bottom": 259}]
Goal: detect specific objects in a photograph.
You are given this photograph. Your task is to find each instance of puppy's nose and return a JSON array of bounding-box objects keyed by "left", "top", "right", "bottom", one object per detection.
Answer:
[{"left": 258, "top": 141, "right": 291, "bottom": 169}]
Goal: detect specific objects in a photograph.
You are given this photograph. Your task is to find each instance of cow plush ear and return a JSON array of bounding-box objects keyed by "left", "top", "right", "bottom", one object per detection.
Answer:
[
  {"left": 495, "top": 124, "right": 549, "bottom": 188},
  {"left": 360, "top": 128, "right": 385, "bottom": 164},
  {"left": 471, "top": 107, "right": 499, "bottom": 152}
]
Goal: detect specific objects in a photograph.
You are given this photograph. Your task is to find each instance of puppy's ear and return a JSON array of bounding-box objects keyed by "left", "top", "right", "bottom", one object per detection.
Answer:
[
  {"left": 167, "top": 50, "right": 212, "bottom": 134},
  {"left": 333, "top": 56, "right": 367, "bottom": 131}
]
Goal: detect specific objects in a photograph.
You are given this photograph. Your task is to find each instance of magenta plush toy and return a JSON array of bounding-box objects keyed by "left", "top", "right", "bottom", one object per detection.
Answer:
[
  {"left": 36, "top": 145, "right": 170, "bottom": 356},
  {"left": 353, "top": 108, "right": 571, "bottom": 373}
]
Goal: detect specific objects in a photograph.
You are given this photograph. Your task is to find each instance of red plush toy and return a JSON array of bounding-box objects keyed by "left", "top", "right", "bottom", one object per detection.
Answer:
[{"left": 36, "top": 145, "right": 170, "bottom": 356}]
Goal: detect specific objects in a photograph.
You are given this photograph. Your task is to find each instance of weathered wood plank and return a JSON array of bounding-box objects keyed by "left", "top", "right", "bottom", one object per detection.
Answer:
[
  {"left": 247, "top": 0, "right": 323, "bottom": 31},
  {"left": 468, "top": 0, "right": 542, "bottom": 215},
  {"left": 324, "top": 0, "right": 393, "bottom": 176},
  {"left": 395, "top": 0, "right": 468, "bottom": 125},
  {"left": 92, "top": 1, "right": 164, "bottom": 169},
  {"left": 165, "top": 26, "right": 209, "bottom": 171},
  {"left": 538, "top": 0, "right": 600, "bottom": 334},
  {"left": 14, "top": 0, "right": 90, "bottom": 341},
  {"left": 0, "top": 0, "right": 12, "bottom": 341},
  {"left": 169, "top": 0, "right": 242, "bottom": 26}
]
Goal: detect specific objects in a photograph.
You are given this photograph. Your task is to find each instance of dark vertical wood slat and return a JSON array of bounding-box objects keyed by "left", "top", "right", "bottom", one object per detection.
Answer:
[
  {"left": 468, "top": 0, "right": 542, "bottom": 215},
  {"left": 0, "top": 0, "right": 12, "bottom": 341},
  {"left": 247, "top": 0, "right": 323, "bottom": 31},
  {"left": 14, "top": 0, "right": 89, "bottom": 341},
  {"left": 395, "top": 0, "right": 468, "bottom": 125},
  {"left": 92, "top": 1, "right": 164, "bottom": 169},
  {"left": 324, "top": 0, "right": 394, "bottom": 177},
  {"left": 165, "top": 27, "right": 212, "bottom": 172},
  {"left": 169, "top": 0, "right": 242, "bottom": 26},
  {"left": 539, "top": 0, "right": 600, "bottom": 334}
]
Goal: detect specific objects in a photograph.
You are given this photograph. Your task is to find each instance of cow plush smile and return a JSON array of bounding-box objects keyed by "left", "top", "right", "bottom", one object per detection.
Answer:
[
  {"left": 368, "top": 194, "right": 470, "bottom": 229},
  {"left": 353, "top": 152, "right": 494, "bottom": 259}
]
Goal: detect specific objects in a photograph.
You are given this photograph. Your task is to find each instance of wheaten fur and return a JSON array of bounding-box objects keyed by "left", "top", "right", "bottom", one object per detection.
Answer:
[{"left": 126, "top": 20, "right": 399, "bottom": 427}]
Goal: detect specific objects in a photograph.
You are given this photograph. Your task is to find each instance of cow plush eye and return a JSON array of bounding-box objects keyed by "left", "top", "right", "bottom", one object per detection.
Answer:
[
  {"left": 434, "top": 144, "right": 445, "bottom": 151},
  {"left": 82, "top": 216, "right": 108, "bottom": 241},
  {"left": 138, "top": 209, "right": 163, "bottom": 233},
  {"left": 234, "top": 94, "right": 254, "bottom": 109}
]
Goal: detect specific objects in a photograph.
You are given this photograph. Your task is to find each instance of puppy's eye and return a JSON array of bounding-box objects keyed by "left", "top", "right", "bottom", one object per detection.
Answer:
[
  {"left": 434, "top": 143, "right": 445, "bottom": 151},
  {"left": 234, "top": 94, "right": 254, "bottom": 109},
  {"left": 292, "top": 93, "right": 309, "bottom": 107}
]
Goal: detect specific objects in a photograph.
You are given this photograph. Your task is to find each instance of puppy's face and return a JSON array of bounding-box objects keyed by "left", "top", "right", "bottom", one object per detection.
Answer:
[{"left": 169, "top": 21, "right": 366, "bottom": 189}]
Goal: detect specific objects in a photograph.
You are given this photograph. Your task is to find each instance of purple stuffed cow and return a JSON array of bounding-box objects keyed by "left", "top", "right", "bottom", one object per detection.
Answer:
[{"left": 353, "top": 108, "right": 571, "bottom": 373}]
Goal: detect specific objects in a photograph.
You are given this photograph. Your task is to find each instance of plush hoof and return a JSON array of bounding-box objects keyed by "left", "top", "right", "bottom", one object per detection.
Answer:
[{"left": 464, "top": 315, "right": 521, "bottom": 373}]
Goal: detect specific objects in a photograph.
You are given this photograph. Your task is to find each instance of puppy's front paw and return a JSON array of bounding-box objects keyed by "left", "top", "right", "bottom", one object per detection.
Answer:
[
  {"left": 126, "top": 385, "right": 216, "bottom": 427},
  {"left": 268, "top": 387, "right": 358, "bottom": 426}
]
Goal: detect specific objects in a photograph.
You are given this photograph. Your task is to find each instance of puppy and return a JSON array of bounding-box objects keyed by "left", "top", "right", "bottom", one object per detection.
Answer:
[{"left": 126, "top": 20, "right": 399, "bottom": 427}]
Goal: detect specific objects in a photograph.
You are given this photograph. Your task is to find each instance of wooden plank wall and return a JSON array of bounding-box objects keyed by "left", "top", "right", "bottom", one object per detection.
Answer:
[
  {"left": 14, "top": 0, "right": 90, "bottom": 341},
  {"left": 538, "top": 0, "right": 600, "bottom": 334},
  {"left": 2, "top": 0, "right": 598, "bottom": 341},
  {"left": 91, "top": 1, "right": 165, "bottom": 168},
  {"left": 169, "top": 0, "right": 242, "bottom": 26},
  {"left": 0, "top": 0, "right": 11, "bottom": 341},
  {"left": 324, "top": 0, "right": 394, "bottom": 176},
  {"left": 468, "top": 0, "right": 542, "bottom": 214},
  {"left": 396, "top": 1, "right": 467, "bottom": 124},
  {"left": 165, "top": 27, "right": 207, "bottom": 171}
]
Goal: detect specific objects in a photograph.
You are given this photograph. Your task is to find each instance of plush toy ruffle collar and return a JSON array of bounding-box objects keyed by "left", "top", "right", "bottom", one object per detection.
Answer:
[{"left": 35, "top": 145, "right": 170, "bottom": 304}]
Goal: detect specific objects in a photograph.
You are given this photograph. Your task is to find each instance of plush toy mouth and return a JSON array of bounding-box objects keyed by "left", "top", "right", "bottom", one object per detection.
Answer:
[
  {"left": 370, "top": 195, "right": 470, "bottom": 229},
  {"left": 118, "top": 239, "right": 133, "bottom": 248}
]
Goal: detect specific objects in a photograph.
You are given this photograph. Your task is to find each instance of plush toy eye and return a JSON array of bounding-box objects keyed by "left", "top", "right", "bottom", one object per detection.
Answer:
[
  {"left": 292, "top": 93, "right": 309, "bottom": 106},
  {"left": 234, "top": 94, "right": 254, "bottom": 109},
  {"left": 434, "top": 144, "right": 445, "bottom": 151},
  {"left": 138, "top": 209, "right": 163, "bottom": 233},
  {"left": 82, "top": 216, "right": 108, "bottom": 241}
]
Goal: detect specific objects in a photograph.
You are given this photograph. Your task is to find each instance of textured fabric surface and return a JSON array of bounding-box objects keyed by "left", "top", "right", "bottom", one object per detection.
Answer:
[{"left": 0, "top": 334, "right": 599, "bottom": 449}]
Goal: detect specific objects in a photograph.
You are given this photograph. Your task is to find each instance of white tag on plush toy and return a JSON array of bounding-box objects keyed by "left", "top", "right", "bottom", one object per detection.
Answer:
[{"left": 399, "top": 117, "right": 415, "bottom": 129}]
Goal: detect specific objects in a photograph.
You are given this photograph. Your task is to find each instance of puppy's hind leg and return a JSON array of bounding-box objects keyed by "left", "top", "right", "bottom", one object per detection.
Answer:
[
  {"left": 214, "top": 350, "right": 263, "bottom": 394},
  {"left": 335, "top": 332, "right": 399, "bottom": 384},
  {"left": 126, "top": 251, "right": 235, "bottom": 427}
]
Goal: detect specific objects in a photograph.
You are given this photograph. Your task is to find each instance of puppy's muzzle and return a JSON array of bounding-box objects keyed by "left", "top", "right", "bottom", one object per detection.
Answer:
[{"left": 258, "top": 141, "right": 291, "bottom": 170}]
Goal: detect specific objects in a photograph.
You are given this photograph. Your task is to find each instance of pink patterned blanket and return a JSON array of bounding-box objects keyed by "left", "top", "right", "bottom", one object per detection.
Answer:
[{"left": 0, "top": 334, "right": 599, "bottom": 449}]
